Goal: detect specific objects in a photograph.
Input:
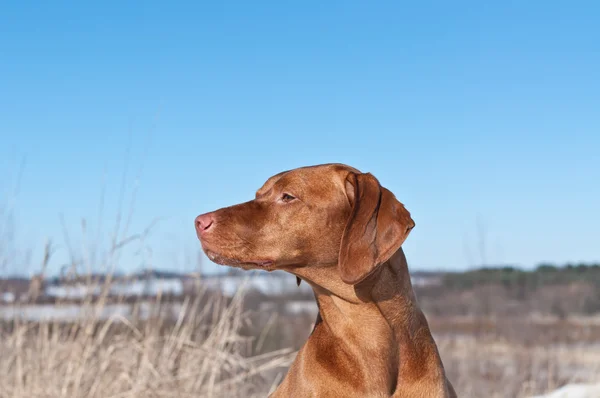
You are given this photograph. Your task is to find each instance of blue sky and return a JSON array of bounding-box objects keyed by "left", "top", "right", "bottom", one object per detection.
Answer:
[{"left": 1, "top": 1, "right": 598, "bottom": 276}]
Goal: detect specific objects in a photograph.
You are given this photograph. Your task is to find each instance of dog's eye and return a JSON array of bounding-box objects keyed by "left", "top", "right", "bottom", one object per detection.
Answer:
[{"left": 281, "top": 193, "right": 296, "bottom": 203}]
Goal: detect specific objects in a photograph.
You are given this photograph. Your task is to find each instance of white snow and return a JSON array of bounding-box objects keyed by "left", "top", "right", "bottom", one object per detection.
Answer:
[{"left": 529, "top": 383, "right": 600, "bottom": 398}]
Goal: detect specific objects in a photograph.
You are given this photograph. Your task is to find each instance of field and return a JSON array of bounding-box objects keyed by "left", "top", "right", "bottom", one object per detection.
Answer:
[
  {"left": 1, "top": 174, "right": 598, "bottom": 398},
  {"left": 433, "top": 316, "right": 600, "bottom": 397},
  {"left": 1, "top": 279, "right": 599, "bottom": 398},
  {"left": 0, "top": 287, "right": 293, "bottom": 398}
]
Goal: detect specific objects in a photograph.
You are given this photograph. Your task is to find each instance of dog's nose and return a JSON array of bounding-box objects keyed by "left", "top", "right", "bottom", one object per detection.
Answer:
[{"left": 195, "top": 213, "right": 214, "bottom": 235}]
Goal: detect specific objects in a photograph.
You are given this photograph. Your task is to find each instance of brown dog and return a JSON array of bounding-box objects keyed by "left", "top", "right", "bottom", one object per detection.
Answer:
[{"left": 195, "top": 163, "right": 456, "bottom": 398}]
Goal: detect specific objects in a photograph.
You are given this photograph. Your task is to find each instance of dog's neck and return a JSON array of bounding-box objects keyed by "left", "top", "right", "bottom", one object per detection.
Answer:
[
  {"left": 292, "top": 248, "right": 448, "bottom": 394},
  {"left": 294, "top": 248, "right": 424, "bottom": 321}
]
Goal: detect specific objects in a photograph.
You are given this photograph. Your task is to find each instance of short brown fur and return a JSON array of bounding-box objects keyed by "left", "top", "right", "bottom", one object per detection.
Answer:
[{"left": 195, "top": 163, "right": 457, "bottom": 397}]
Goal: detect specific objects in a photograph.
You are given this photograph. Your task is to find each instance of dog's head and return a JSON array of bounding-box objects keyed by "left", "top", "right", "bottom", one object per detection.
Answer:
[{"left": 195, "top": 163, "right": 415, "bottom": 285}]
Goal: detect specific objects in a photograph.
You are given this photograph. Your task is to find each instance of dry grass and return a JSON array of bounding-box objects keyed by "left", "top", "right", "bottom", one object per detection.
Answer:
[
  {"left": 429, "top": 315, "right": 600, "bottom": 398},
  {"left": 1, "top": 250, "right": 599, "bottom": 398},
  {"left": 0, "top": 287, "right": 295, "bottom": 398},
  {"left": 438, "top": 334, "right": 600, "bottom": 397},
  {"left": 2, "top": 158, "right": 598, "bottom": 397},
  {"left": 0, "top": 151, "right": 300, "bottom": 397},
  {"left": 3, "top": 297, "right": 600, "bottom": 398}
]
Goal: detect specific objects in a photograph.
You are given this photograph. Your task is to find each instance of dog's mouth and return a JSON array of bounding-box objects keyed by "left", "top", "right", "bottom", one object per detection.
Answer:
[
  {"left": 204, "top": 249, "right": 275, "bottom": 271},
  {"left": 197, "top": 225, "right": 275, "bottom": 271}
]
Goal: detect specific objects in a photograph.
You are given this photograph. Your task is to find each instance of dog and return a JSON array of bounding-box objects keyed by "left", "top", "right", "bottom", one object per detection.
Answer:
[{"left": 195, "top": 163, "right": 456, "bottom": 397}]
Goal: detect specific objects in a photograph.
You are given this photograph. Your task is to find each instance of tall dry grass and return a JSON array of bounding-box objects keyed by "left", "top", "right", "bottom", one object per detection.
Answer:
[
  {"left": 2, "top": 151, "right": 599, "bottom": 398},
  {"left": 0, "top": 284, "right": 295, "bottom": 398},
  {"left": 0, "top": 149, "right": 295, "bottom": 398},
  {"left": 435, "top": 330, "right": 600, "bottom": 397},
  {"left": 4, "top": 292, "right": 600, "bottom": 398}
]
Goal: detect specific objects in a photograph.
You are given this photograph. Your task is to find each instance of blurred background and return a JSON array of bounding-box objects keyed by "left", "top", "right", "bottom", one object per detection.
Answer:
[{"left": 1, "top": 2, "right": 598, "bottom": 397}]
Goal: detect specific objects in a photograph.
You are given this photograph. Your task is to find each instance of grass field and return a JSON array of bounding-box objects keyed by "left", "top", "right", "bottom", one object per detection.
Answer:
[
  {"left": 1, "top": 284, "right": 599, "bottom": 398},
  {"left": 1, "top": 171, "right": 597, "bottom": 398},
  {"left": 0, "top": 288, "right": 294, "bottom": 398}
]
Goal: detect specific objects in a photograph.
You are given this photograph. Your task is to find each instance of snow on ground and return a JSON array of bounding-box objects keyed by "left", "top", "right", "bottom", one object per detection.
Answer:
[{"left": 530, "top": 383, "right": 600, "bottom": 398}]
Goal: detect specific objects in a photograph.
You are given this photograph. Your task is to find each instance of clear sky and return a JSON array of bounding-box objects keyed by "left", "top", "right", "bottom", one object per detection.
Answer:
[{"left": 1, "top": 1, "right": 598, "bottom": 276}]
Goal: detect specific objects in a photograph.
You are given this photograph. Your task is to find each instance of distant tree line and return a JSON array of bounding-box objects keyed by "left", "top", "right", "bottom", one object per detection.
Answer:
[
  {"left": 415, "top": 262, "right": 600, "bottom": 317},
  {"left": 442, "top": 262, "right": 600, "bottom": 291}
]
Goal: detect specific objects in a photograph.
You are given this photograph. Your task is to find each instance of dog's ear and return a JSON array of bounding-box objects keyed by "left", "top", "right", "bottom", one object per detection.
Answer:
[{"left": 338, "top": 172, "right": 415, "bottom": 285}]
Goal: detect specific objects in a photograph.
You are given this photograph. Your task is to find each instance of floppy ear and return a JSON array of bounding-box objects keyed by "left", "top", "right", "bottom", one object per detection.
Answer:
[{"left": 338, "top": 172, "right": 415, "bottom": 285}]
